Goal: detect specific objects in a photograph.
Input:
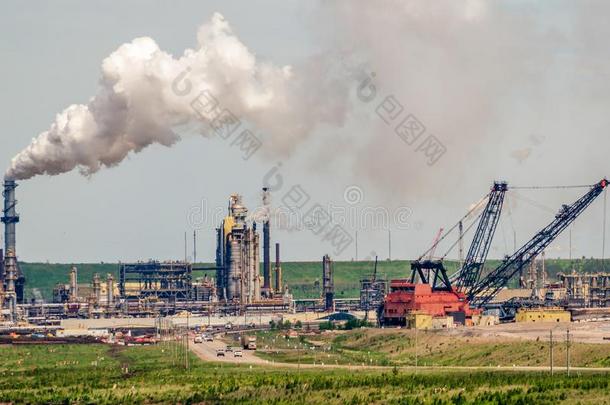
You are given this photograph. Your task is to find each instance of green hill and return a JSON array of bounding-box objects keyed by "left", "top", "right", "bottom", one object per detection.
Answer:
[{"left": 19, "top": 258, "right": 609, "bottom": 301}]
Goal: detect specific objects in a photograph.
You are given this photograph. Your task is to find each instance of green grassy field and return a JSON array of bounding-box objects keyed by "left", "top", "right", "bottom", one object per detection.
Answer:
[
  {"left": 20, "top": 258, "right": 610, "bottom": 301},
  {"left": 1, "top": 343, "right": 610, "bottom": 404},
  {"left": 254, "top": 329, "right": 610, "bottom": 368}
]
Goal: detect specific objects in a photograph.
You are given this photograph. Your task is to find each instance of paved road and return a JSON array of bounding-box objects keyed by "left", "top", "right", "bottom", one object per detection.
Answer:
[
  {"left": 189, "top": 337, "right": 610, "bottom": 372},
  {"left": 190, "top": 337, "right": 271, "bottom": 365}
]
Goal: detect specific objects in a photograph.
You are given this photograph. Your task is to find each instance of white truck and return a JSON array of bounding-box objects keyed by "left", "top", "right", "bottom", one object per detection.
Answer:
[{"left": 240, "top": 335, "right": 257, "bottom": 350}]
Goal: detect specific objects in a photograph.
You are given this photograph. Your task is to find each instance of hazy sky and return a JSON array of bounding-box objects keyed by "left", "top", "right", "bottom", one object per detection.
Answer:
[{"left": 1, "top": 1, "right": 609, "bottom": 264}]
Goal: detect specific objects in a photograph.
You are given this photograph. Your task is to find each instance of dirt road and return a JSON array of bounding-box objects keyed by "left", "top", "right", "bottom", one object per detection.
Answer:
[{"left": 459, "top": 320, "right": 610, "bottom": 344}]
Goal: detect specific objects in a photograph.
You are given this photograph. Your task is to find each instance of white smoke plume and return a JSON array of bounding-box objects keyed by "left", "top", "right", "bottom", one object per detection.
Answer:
[
  {"left": 318, "top": 1, "right": 610, "bottom": 200},
  {"left": 8, "top": 3, "right": 610, "bottom": 199},
  {"left": 6, "top": 13, "right": 350, "bottom": 180}
]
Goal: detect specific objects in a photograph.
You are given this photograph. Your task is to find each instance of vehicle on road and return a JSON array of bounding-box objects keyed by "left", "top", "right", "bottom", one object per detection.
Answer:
[
  {"left": 194, "top": 335, "right": 203, "bottom": 344},
  {"left": 240, "top": 335, "right": 257, "bottom": 350},
  {"left": 225, "top": 346, "right": 233, "bottom": 352},
  {"left": 216, "top": 349, "right": 225, "bottom": 357},
  {"left": 225, "top": 322, "right": 233, "bottom": 330},
  {"left": 203, "top": 334, "right": 213, "bottom": 342},
  {"left": 233, "top": 350, "right": 243, "bottom": 357}
]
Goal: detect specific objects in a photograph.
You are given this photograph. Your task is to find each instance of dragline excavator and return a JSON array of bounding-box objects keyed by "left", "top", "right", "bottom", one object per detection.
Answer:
[{"left": 379, "top": 178, "right": 608, "bottom": 326}]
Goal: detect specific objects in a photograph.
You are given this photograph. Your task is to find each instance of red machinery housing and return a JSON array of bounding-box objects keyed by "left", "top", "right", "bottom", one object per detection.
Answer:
[{"left": 382, "top": 279, "right": 478, "bottom": 325}]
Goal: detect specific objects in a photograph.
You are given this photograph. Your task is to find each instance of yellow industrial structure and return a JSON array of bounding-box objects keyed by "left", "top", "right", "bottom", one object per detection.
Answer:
[
  {"left": 407, "top": 312, "right": 433, "bottom": 329},
  {"left": 515, "top": 307, "right": 570, "bottom": 323}
]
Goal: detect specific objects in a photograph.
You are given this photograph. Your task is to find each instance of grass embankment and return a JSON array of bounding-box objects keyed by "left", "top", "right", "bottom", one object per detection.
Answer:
[
  {"left": 1, "top": 343, "right": 610, "bottom": 404},
  {"left": 255, "top": 329, "right": 610, "bottom": 368},
  {"left": 21, "top": 258, "right": 610, "bottom": 300}
]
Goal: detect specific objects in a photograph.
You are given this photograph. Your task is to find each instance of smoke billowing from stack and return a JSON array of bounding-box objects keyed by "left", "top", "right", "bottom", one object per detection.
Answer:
[{"left": 5, "top": 13, "right": 349, "bottom": 181}]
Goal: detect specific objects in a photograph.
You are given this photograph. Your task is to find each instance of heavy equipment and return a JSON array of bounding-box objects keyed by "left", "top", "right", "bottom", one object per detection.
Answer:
[{"left": 380, "top": 179, "right": 608, "bottom": 325}]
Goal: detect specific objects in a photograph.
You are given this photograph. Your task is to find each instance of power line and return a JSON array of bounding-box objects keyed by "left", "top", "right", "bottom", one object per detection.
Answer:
[
  {"left": 509, "top": 190, "right": 556, "bottom": 214},
  {"left": 417, "top": 192, "right": 490, "bottom": 261},
  {"left": 511, "top": 184, "right": 591, "bottom": 190}
]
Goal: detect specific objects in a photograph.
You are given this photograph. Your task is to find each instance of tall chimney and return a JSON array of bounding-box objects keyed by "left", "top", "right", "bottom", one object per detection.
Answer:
[
  {"left": 69, "top": 266, "right": 78, "bottom": 301},
  {"left": 262, "top": 187, "right": 271, "bottom": 292},
  {"left": 322, "top": 254, "right": 334, "bottom": 311},
  {"left": 274, "top": 243, "right": 282, "bottom": 294},
  {"left": 2, "top": 180, "right": 19, "bottom": 258},
  {"left": 2, "top": 179, "right": 25, "bottom": 304}
]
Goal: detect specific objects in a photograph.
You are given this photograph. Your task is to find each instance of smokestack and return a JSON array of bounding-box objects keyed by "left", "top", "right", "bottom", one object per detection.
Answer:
[
  {"left": 262, "top": 187, "right": 271, "bottom": 292},
  {"left": 2, "top": 180, "right": 19, "bottom": 256},
  {"left": 322, "top": 254, "right": 334, "bottom": 311},
  {"left": 274, "top": 243, "right": 282, "bottom": 294},
  {"left": 69, "top": 266, "right": 78, "bottom": 301},
  {"left": 2, "top": 179, "right": 25, "bottom": 304}
]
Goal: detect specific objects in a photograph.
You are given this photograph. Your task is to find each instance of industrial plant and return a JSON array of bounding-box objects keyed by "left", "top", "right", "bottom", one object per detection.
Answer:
[
  {"left": 0, "top": 185, "right": 293, "bottom": 323},
  {"left": 2, "top": 177, "right": 610, "bottom": 332}
]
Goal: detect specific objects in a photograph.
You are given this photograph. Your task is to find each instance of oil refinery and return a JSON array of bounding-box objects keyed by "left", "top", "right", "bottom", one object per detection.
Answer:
[{"left": 1, "top": 176, "right": 610, "bottom": 332}]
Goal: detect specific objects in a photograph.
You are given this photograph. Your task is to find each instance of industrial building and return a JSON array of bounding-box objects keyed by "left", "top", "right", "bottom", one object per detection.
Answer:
[
  {"left": 3, "top": 175, "right": 610, "bottom": 325},
  {"left": 559, "top": 272, "right": 610, "bottom": 307},
  {"left": 322, "top": 254, "right": 334, "bottom": 311},
  {"left": 119, "top": 261, "right": 193, "bottom": 302},
  {"left": 515, "top": 307, "right": 571, "bottom": 323},
  {"left": 52, "top": 266, "right": 80, "bottom": 303},
  {"left": 359, "top": 277, "right": 387, "bottom": 313},
  {"left": 215, "top": 193, "right": 262, "bottom": 303}
]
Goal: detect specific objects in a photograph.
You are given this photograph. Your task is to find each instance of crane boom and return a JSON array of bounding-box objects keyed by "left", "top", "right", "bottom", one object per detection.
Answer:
[
  {"left": 427, "top": 228, "right": 444, "bottom": 260},
  {"left": 456, "top": 181, "right": 507, "bottom": 293},
  {"left": 469, "top": 178, "right": 608, "bottom": 307}
]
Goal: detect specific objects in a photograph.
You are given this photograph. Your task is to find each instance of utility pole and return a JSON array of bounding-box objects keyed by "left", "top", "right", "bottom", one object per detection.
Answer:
[
  {"left": 566, "top": 329, "right": 571, "bottom": 376},
  {"left": 414, "top": 326, "right": 418, "bottom": 372},
  {"left": 184, "top": 232, "right": 187, "bottom": 262},
  {"left": 549, "top": 329, "right": 553, "bottom": 375},
  {"left": 193, "top": 230, "right": 197, "bottom": 264},
  {"left": 185, "top": 331, "right": 189, "bottom": 369}
]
